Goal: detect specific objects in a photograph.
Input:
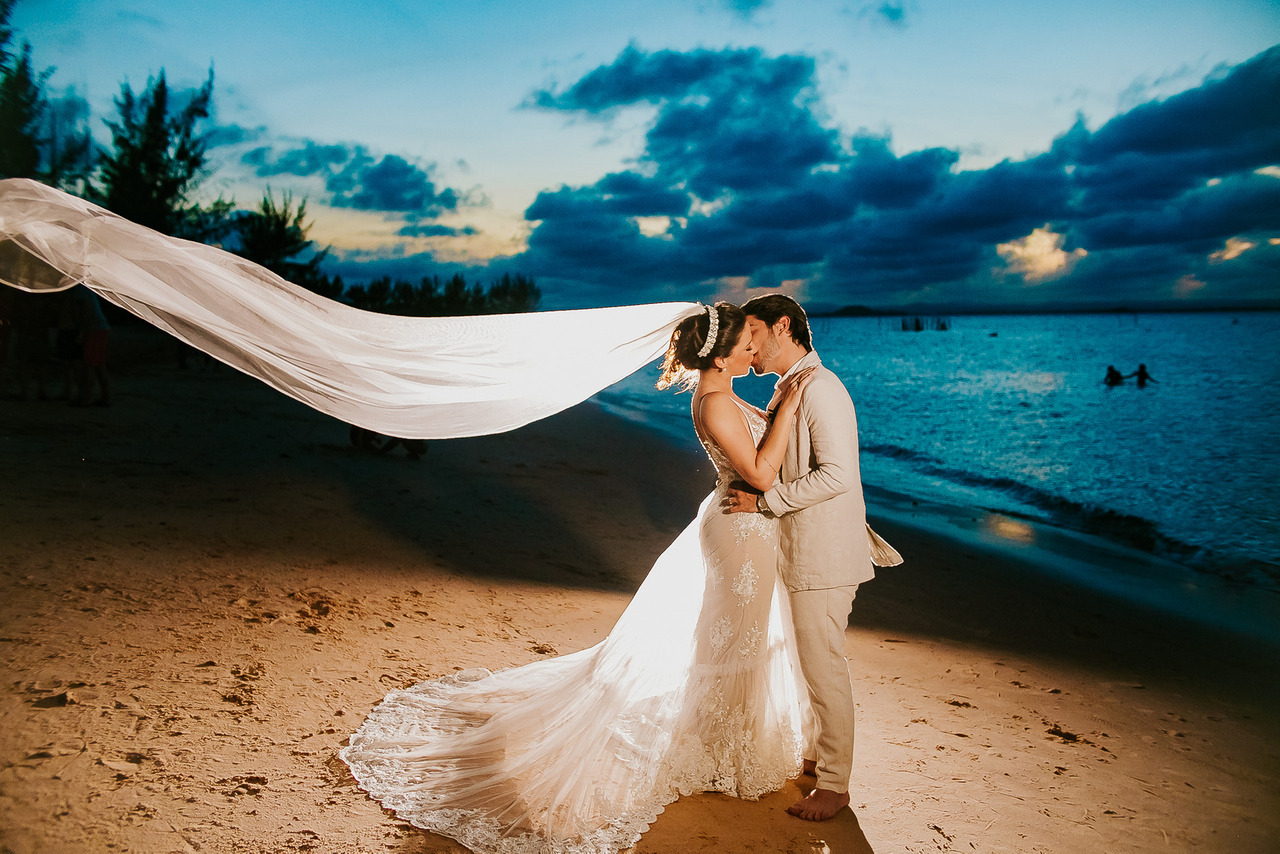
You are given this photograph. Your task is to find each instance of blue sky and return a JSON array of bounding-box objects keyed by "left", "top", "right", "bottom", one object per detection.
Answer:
[{"left": 12, "top": 0, "right": 1280, "bottom": 310}]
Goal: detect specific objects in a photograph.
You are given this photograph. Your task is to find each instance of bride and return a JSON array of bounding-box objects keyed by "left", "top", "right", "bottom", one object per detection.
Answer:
[{"left": 340, "top": 302, "right": 814, "bottom": 854}]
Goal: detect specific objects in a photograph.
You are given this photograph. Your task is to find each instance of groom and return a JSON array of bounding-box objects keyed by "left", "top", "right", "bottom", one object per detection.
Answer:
[{"left": 725, "top": 294, "right": 874, "bottom": 822}]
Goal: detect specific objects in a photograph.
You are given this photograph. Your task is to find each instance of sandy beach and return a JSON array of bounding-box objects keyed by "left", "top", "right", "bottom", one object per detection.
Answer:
[{"left": 2, "top": 326, "right": 1277, "bottom": 854}]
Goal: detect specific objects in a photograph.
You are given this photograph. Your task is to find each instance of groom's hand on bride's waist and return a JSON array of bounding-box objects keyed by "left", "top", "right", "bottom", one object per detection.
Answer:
[{"left": 724, "top": 481, "right": 764, "bottom": 514}]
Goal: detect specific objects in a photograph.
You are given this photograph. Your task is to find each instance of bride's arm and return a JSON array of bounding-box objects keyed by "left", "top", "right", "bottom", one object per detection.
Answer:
[{"left": 698, "top": 376, "right": 811, "bottom": 492}]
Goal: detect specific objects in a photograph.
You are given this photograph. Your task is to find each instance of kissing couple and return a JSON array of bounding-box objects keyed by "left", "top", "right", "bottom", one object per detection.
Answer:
[{"left": 342, "top": 293, "right": 901, "bottom": 854}]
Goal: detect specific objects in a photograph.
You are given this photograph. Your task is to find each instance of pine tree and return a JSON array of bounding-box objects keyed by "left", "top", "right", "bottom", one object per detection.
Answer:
[
  {"left": 98, "top": 68, "right": 215, "bottom": 235},
  {"left": 232, "top": 190, "right": 340, "bottom": 297},
  {"left": 0, "top": 0, "right": 46, "bottom": 179},
  {"left": 235, "top": 191, "right": 316, "bottom": 275}
]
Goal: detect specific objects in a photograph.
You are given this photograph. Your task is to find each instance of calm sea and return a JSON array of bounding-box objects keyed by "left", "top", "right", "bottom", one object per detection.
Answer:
[{"left": 595, "top": 311, "right": 1280, "bottom": 594}]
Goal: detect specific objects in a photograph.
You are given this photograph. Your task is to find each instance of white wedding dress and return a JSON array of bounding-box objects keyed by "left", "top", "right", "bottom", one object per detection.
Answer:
[{"left": 340, "top": 397, "right": 806, "bottom": 854}]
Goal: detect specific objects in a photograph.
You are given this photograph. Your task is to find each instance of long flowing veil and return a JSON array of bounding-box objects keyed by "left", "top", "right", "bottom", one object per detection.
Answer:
[{"left": 0, "top": 178, "right": 700, "bottom": 438}]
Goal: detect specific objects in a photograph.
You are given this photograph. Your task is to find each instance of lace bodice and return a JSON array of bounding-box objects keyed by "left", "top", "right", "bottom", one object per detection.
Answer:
[{"left": 693, "top": 395, "right": 768, "bottom": 487}]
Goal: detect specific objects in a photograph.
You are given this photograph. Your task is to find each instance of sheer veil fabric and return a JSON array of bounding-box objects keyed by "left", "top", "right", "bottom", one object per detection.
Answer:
[
  {"left": 0, "top": 178, "right": 819, "bottom": 852},
  {"left": 0, "top": 178, "right": 700, "bottom": 438}
]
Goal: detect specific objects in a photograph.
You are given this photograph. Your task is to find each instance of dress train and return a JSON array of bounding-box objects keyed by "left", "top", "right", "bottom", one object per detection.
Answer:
[{"left": 342, "top": 406, "right": 806, "bottom": 854}]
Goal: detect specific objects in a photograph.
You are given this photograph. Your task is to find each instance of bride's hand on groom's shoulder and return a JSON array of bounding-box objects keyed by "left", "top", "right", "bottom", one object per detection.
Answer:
[
  {"left": 778, "top": 367, "right": 817, "bottom": 411},
  {"left": 792, "top": 366, "right": 818, "bottom": 391}
]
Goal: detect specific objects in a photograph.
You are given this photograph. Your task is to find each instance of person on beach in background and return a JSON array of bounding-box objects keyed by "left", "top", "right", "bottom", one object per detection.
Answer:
[
  {"left": 54, "top": 290, "right": 83, "bottom": 401},
  {"left": 340, "top": 302, "right": 824, "bottom": 854},
  {"left": 1126, "top": 363, "right": 1157, "bottom": 388},
  {"left": 726, "top": 293, "right": 875, "bottom": 823},
  {"left": 0, "top": 286, "right": 13, "bottom": 396},
  {"left": 69, "top": 284, "right": 111, "bottom": 407},
  {"left": 10, "top": 290, "right": 54, "bottom": 401},
  {"left": 1104, "top": 365, "right": 1124, "bottom": 387},
  {"left": 348, "top": 425, "right": 429, "bottom": 459},
  {"left": 377, "top": 436, "right": 428, "bottom": 459}
]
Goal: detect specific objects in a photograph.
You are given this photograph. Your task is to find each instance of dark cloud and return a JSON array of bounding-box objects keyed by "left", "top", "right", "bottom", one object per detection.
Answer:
[
  {"left": 1080, "top": 52, "right": 1279, "bottom": 166},
  {"left": 328, "top": 152, "right": 459, "bottom": 215},
  {"left": 534, "top": 46, "right": 837, "bottom": 199},
  {"left": 239, "top": 139, "right": 466, "bottom": 220},
  {"left": 718, "top": 0, "right": 770, "bottom": 19},
  {"left": 868, "top": 2, "right": 909, "bottom": 28},
  {"left": 1058, "top": 47, "right": 1280, "bottom": 213},
  {"left": 527, "top": 173, "right": 690, "bottom": 220},
  {"left": 845, "top": 137, "right": 957, "bottom": 208},
  {"left": 532, "top": 45, "right": 780, "bottom": 113},
  {"left": 523, "top": 45, "right": 1069, "bottom": 298},
  {"left": 510, "top": 44, "right": 1280, "bottom": 309},
  {"left": 243, "top": 140, "right": 350, "bottom": 177},
  {"left": 848, "top": 2, "right": 911, "bottom": 30},
  {"left": 921, "top": 154, "right": 1072, "bottom": 238},
  {"left": 1042, "top": 45, "right": 1280, "bottom": 305},
  {"left": 721, "top": 187, "right": 852, "bottom": 231},
  {"left": 205, "top": 123, "right": 263, "bottom": 148},
  {"left": 595, "top": 171, "right": 692, "bottom": 216},
  {"left": 523, "top": 202, "right": 679, "bottom": 286},
  {"left": 1072, "top": 171, "right": 1280, "bottom": 251},
  {"left": 680, "top": 213, "right": 832, "bottom": 274},
  {"left": 398, "top": 223, "right": 479, "bottom": 238}
]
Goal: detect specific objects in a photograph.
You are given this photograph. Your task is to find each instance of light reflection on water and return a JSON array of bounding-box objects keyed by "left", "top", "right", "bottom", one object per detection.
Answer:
[{"left": 983, "top": 515, "right": 1036, "bottom": 545}]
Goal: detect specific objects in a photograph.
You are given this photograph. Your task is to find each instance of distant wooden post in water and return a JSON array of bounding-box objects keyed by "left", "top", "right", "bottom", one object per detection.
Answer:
[{"left": 899, "top": 316, "right": 951, "bottom": 331}]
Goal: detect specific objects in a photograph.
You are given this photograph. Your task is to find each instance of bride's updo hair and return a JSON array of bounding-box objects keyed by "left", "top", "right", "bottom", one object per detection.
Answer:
[{"left": 656, "top": 301, "right": 745, "bottom": 390}]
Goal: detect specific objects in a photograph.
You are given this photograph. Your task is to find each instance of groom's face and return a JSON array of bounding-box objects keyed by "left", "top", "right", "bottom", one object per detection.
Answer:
[{"left": 746, "top": 316, "right": 780, "bottom": 376}]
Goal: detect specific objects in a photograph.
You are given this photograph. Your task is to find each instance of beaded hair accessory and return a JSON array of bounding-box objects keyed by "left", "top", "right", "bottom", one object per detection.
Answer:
[{"left": 696, "top": 304, "right": 719, "bottom": 358}]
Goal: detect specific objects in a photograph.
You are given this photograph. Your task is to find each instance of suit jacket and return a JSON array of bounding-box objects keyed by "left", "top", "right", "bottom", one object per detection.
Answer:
[{"left": 760, "top": 350, "right": 875, "bottom": 592}]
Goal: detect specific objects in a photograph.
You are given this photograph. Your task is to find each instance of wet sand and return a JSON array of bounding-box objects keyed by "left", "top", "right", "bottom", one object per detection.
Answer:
[{"left": 1, "top": 327, "right": 1276, "bottom": 853}]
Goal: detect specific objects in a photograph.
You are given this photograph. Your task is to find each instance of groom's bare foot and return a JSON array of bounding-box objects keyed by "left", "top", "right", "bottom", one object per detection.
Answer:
[
  {"left": 801, "top": 759, "right": 817, "bottom": 777},
  {"left": 787, "top": 788, "right": 850, "bottom": 821}
]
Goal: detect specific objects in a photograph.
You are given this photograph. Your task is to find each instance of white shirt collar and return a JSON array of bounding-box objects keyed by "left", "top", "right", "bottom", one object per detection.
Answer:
[{"left": 774, "top": 349, "right": 821, "bottom": 390}]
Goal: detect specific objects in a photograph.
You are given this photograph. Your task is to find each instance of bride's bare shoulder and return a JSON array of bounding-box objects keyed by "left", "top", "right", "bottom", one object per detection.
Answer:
[
  {"left": 694, "top": 389, "right": 735, "bottom": 413},
  {"left": 695, "top": 391, "right": 751, "bottom": 437}
]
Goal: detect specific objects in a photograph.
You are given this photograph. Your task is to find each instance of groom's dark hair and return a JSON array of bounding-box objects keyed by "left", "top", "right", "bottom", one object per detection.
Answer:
[{"left": 741, "top": 294, "right": 812, "bottom": 351}]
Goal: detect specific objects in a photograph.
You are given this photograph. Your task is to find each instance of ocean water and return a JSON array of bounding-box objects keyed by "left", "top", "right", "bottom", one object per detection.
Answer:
[{"left": 595, "top": 311, "right": 1280, "bottom": 594}]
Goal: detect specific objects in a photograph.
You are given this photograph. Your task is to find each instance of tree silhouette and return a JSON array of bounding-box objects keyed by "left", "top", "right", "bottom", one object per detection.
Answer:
[
  {"left": 485, "top": 273, "right": 541, "bottom": 314},
  {"left": 97, "top": 68, "right": 218, "bottom": 237},
  {"left": 344, "top": 273, "right": 540, "bottom": 316},
  {"left": 0, "top": 0, "right": 45, "bottom": 179},
  {"left": 231, "top": 190, "right": 342, "bottom": 299},
  {"left": 0, "top": 48, "right": 41, "bottom": 178},
  {"left": 0, "top": 2, "right": 93, "bottom": 189}
]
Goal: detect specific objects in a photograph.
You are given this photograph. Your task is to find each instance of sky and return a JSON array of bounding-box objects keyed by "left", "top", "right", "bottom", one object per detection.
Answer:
[{"left": 11, "top": 0, "right": 1280, "bottom": 311}]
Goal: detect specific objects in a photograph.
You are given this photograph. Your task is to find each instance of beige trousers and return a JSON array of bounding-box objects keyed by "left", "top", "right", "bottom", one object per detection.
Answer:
[{"left": 788, "top": 584, "right": 859, "bottom": 793}]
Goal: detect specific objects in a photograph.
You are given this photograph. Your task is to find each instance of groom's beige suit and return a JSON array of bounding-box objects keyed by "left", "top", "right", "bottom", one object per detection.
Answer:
[{"left": 758, "top": 349, "right": 873, "bottom": 793}]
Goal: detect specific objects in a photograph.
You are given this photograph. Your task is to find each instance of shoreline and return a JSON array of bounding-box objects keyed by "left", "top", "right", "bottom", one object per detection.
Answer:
[
  {"left": 1, "top": 328, "right": 1277, "bottom": 853},
  {"left": 861, "top": 483, "right": 1280, "bottom": 649},
  {"left": 598, "top": 394, "right": 1280, "bottom": 648}
]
